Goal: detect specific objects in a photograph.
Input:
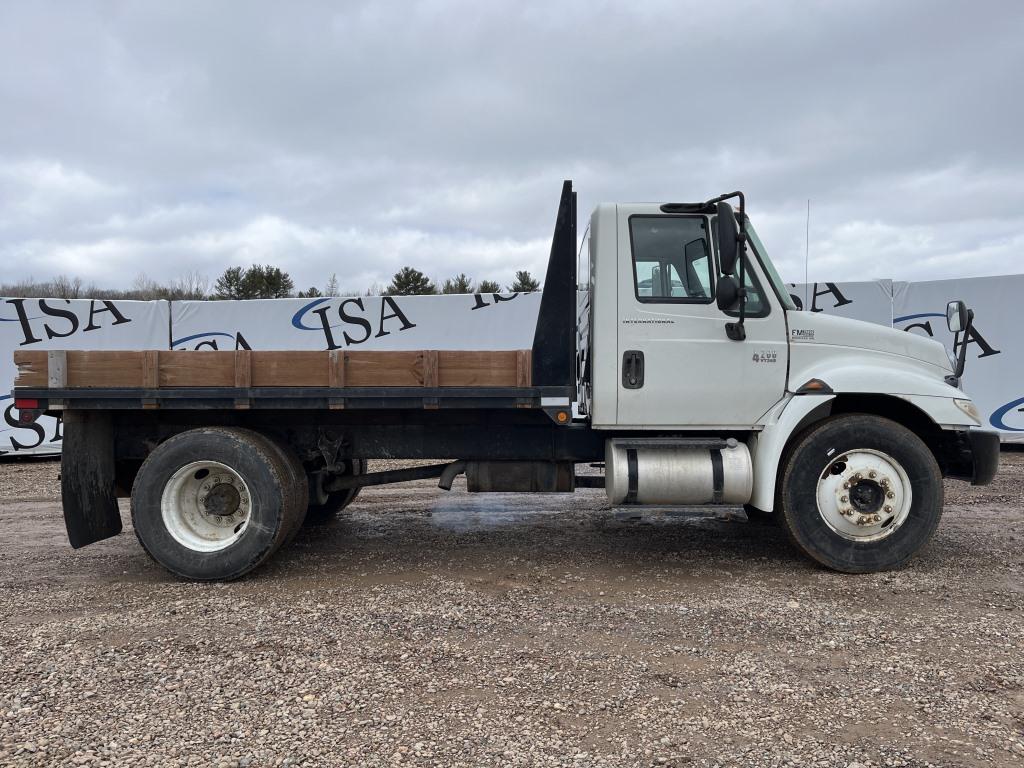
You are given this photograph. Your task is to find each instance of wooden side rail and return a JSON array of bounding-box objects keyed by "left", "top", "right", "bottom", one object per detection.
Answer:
[{"left": 14, "top": 349, "right": 533, "bottom": 390}]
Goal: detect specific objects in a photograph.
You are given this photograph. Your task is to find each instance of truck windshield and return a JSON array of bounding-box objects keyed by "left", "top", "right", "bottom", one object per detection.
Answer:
[{"left": 746, "top": 222, "right": 797, "bottom": 311}]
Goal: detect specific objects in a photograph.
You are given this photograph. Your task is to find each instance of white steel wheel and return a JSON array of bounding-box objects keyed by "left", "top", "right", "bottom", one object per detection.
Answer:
[
  {"left": 815, "top": 448, "right": 912, "bottom": 543},
  {"left": 160, "top": 460, "right": 252, "bottom": 552}
]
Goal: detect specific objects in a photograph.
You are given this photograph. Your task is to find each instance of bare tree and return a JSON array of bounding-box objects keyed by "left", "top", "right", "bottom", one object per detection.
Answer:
[
  {"left": 51, "top": 274, "right": 83, "bottom": 299},
  {"left": 174, "top": 271, "right": 209, "bottom": 300}
]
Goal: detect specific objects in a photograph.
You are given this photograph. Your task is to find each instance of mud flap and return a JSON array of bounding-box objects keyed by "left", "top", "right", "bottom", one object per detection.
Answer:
[{"left": 61, "top": 410, "right": 122, "bottom": 548}]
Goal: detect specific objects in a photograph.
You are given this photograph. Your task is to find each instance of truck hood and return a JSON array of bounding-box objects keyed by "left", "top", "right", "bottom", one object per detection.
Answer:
[{"left": 787, "top": 312, "right": 952, "bottom": 373}]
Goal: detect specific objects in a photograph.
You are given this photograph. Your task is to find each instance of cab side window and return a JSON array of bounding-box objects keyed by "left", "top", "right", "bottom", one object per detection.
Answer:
[{"left": 630, "top": 216, "right": 714, "bottom": 302}]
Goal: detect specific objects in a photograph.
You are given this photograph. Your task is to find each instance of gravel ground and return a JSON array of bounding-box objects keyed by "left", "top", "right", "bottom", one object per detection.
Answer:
[{"left": 0, "top": 453, "right": 1021, "bottom": 767}]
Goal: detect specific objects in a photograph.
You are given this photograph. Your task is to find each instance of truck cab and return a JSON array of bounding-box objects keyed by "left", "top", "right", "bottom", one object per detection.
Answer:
[{"left": 579, "top": 190, "right": 998, "bottom": 557}]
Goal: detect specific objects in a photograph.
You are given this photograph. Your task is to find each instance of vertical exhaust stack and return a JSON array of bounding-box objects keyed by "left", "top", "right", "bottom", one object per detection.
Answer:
[{"left": 531, "top": 180, "right": 577, "bottom": 392}]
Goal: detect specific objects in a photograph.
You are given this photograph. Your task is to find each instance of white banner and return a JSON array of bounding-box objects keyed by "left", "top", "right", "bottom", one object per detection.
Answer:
[
  {"left": 170, "top": 292, "right": 543, "bottom": 351},
  {"left": 0, "top": 298, "right": 170, "bottom": 456},
  {"left": 4, "top": 277, "right": 1022, "bottom": 456},
  {"left": 893, "top": 276, "right": 1024, "bottom": 443},
  {"left": 785, "top": 280, "right": 893, "bottom": 325}
]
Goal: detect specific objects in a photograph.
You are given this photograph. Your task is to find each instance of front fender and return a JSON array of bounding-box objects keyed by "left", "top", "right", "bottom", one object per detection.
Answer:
[
  {"left": 790, "top": 360, "right": 979, "bottom": 429},
  {"left": 748, "top": 394, "right": 834, "bottom": 512}
]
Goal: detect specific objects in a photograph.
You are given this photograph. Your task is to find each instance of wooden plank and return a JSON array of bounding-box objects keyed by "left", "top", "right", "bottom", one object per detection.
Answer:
[
  {"left": 142, "top": 351, "right": 160, "bottom": 389},
  {"left": 328, "top": 350, "right": 346, "bottom": 388},
  {"left": 328, "top": 350, "right": 346, "bottom": 409},
  {"left": 251, "top": 351, "right": 329, "bottom": 387},
  {"left": 233, "top": 350, "right": 252, "bottom": 389},
  {"left": 13, "top": 350, "right": 47, "bottom": 388},
  {"left": 437, "top": 350, "right": 521, "bottom": 387},
  {"left": 159, "top": 351, "right": 235, "bottom": 387},
  {"left": 48, "top": 351, "right": 68, "bottom": 388},
  {"left": 516, "top": 349, "right": 532, "bottom": 387},
  {"left": 68, "top": 351, "right": 144, "bottom": 388},
  {"left": 13, "top": 349, "right": 537, "bottom": 390},
  {"left": 422, "top": 350, "right": 439, "bottom": 388},
  {"left": 233, "top": 350, "right": 252, "bottom": 409},
  {"left": 345, "top": 351, "right": 424, "bottom": 387}
]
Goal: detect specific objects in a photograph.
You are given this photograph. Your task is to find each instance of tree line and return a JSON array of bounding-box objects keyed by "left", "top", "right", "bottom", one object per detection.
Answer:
[{"left": 0, "top": 265, "right": 542, "bottom": 301}]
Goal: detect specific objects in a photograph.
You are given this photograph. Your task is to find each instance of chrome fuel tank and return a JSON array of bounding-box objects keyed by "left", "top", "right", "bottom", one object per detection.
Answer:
[{"left": 605, "top": 439, "right": 753, "bottom": 505}]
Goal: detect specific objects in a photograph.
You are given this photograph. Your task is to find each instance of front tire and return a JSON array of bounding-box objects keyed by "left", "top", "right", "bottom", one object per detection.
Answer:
[
  {"left": 778, "top": 414, "right": 943, "bottom": 573},
  {"left": 131, "top": 427, "right": 304, "bottom": 580}
]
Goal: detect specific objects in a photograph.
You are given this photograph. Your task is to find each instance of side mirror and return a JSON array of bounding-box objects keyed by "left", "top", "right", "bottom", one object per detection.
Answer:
[
  {"left": 946, "top": 300, "right": 969, "bottom": 333},
  {"left": 716, "top": 202, "right": 738, "bottom": 275},
  {"left": 716, "top": 275, "right": 740, "bottom": 311}
]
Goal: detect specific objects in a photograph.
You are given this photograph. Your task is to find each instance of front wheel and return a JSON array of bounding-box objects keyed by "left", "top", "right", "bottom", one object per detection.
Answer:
[{"left": 778, "top": 414, "right": 943, "bottom": 573}]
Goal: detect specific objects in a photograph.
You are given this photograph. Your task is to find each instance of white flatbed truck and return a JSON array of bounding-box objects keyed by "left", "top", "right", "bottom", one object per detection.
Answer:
[{"left": 12, "top": 182, "right": 999, "bottom": 580}]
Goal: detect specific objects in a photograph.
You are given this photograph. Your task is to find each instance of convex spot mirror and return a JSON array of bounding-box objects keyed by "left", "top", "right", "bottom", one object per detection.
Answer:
[
  {"left": 946, "top": 300, "right": 969, "bottom": 333},
  {"left": 716, "top": 202, "right": 739, "bottom": 276},
  {"left": 716, "top": 275, "right": 740, "bottom": 311}
]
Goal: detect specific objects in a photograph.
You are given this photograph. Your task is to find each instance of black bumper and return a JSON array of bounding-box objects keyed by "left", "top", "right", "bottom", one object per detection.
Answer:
[
  {"left": 942, "top": 428, "right": 1000, "bottom": 486},
  {"left": 967, "top": 429, "right": 1000, "bottom": 486}
]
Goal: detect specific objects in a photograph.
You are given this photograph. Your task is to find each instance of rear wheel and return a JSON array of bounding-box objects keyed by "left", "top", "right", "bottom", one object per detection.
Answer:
[
  {"left": 304, "top": 458, "right": 366, "bottom": 525},
  {"left": 131, "top": 427, "right": 304, "bottom": 580},
  {"left": 778, "top": 414, "right": 942, "bottom": 573}
]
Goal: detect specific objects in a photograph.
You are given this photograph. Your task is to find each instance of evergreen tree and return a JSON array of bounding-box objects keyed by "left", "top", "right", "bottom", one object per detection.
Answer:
[
  {"left": 214, "top": 265, "right": 295, "bottom": 299},
  {"left": 508, "top": 270, "right": 540, "bottom": 292},
  {"left": 476, "top": 279, "right": 501, "bottom": 294},
  {"left": 441, "top": 273, "right": 474, "bottom": 294},
  {"left": 297, "top": 286, "right": 323, "bottom": 298},
  {"left": 387, "top": 267, "right": 436, "bottom": 295},
  {"left": 213, "top": 266, "right": 246, "bottom": 299}
]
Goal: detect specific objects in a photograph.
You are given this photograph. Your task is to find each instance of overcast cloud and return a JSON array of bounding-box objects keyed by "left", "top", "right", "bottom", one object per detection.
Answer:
[{"left": 1, "top": 0, "right": 1022, "bottom": 292}]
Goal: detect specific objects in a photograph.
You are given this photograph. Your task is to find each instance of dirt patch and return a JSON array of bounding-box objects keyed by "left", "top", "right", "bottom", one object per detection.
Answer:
[{"left": 0, "top": 453, "right": 1022, "bottom": 766}]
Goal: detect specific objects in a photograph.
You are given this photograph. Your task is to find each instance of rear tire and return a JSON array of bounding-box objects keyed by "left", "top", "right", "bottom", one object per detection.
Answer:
[
  {"left": 304, "top": 459, "right": 366, "bottom": 525},
  {"left": 778, "top": 414, "right": 942, "bottom": 573},
  {"left": 131, "top": 427, "right": 303, "bottom": 580}
]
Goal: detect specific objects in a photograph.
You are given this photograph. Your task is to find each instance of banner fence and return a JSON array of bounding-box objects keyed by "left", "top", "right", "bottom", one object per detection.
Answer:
[{"left": 3, "top": 275, "right": 1021, "bottom": 456}]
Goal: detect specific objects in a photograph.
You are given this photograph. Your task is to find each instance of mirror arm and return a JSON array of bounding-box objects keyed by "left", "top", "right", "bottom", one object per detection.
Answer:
[
  {"left": 710, "top": 191, "right": 748, "bottom": 341},
  {"left": 954, "top": 308, "right": 974, "bottom": 378}
]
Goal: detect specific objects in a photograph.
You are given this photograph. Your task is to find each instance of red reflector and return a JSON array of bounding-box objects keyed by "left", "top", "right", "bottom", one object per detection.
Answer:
[{"left": 14, "top": 398, "right": 39, "bottom": 409}]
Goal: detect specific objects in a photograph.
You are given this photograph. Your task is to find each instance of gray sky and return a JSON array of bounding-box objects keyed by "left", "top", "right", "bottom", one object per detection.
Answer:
[{"left": 1, "top": 0, "right": 1022, "bottom": 293}]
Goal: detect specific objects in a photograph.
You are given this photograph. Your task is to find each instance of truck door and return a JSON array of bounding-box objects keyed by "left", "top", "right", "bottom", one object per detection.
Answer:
[{"left": 615, "top": 206, "right": 788, "bottom": 428}]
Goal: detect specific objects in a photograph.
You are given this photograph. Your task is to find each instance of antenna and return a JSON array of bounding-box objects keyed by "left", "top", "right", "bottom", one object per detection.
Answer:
[{"left": 804, "top": 198, "right": 810, "bottom": 309}]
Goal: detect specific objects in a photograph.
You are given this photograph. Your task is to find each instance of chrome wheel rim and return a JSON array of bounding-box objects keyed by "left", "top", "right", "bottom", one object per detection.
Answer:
[
  {"left": 161, "top": 461, "right": 252, "bottom": 552},
  {"left": 815, "top": 449, "right": 912, "bottom": 542}
]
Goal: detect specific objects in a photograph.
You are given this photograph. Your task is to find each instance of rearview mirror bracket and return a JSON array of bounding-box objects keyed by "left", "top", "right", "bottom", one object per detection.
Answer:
[{"left": 708, "top": 191, "right": 748, "bottom": 341}]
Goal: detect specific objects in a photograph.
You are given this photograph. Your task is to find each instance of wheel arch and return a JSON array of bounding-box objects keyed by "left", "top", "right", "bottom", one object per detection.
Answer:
[{"left": 750, "top": 392, "right": 953, "bottom": 512}]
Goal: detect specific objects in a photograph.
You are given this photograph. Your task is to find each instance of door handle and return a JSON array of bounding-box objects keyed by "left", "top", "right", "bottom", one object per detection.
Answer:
[{"left": 622, "top": 350, "right": 644, "bottom": 389}]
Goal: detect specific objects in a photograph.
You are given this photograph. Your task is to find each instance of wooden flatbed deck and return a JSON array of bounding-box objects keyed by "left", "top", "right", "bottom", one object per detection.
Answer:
[{"left": 12, "top": 349, "right": 575, "bottom": 412}]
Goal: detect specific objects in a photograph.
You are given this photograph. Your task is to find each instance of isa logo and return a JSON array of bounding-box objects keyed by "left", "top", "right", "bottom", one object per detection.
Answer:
[
  {"left": 990, "top": 397, "right": 1024, "bottom": 432},
  {"left": 1, "top": 298, "right": 131, "bottom": 346}
]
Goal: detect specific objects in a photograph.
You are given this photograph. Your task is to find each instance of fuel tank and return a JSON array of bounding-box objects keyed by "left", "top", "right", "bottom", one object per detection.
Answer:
[{"left": 605, "top": 438, "right": 753, "bottom": 505}]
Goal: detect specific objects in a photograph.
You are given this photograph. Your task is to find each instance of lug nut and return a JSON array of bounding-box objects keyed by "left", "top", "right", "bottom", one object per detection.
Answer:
[
  {"left": 869, "top": 471, "right": 877, "bottom": 478},
  {"left": 886, "top": 492, "right": 894, "bottom": 499},
  {"left": 843, "top": 482, "right": 850, "bottom": 489},
  {"left": 884, "top": 505, "right": 892, "bottom": 513},
  {"left": 840, "top": 495, "right": 848, "bottom": 503}
]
